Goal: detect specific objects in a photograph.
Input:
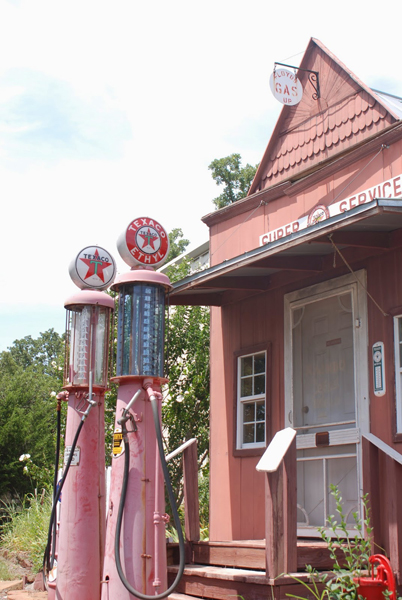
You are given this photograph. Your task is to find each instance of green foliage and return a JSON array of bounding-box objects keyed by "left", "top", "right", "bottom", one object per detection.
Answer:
[
  {"left": 163, "top": 300, "right": 210, "bottom": 506},
  {"left": 209, "top": 153, "right": 258, "bottom": 209},
  {"left": 0, "top": 491, "right": 52, "bottom": 573},
  {"left": 287, "top": 485, "right": 373, "bottom": 600},
  {"left": 0, "top": 329, "right": 65, "bottom": 498},
  {"left": 163, "top": 232, "right": 210, "bottom": 517},
  {"left": 166, "top": 228, "right": 190, "bottom": 263},
  {"left": 0, "top": 558, "right": 14, "bottom": 580}
]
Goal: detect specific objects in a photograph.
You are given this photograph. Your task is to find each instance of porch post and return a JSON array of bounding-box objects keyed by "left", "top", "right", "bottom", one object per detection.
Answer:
[
  {"left": 183, "top": 439, "right": 200, "bottom": 542},
  {"left": 264, "top": 435, "right": 297, "bottom": 578}
]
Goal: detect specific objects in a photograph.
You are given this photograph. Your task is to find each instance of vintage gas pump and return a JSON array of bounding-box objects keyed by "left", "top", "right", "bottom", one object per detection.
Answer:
[
  {"left": 101, "top": 217, "right": 185, "bottom": 600},
  {"left": 46, "top": 246, "right": 116, "bottom": 600}
]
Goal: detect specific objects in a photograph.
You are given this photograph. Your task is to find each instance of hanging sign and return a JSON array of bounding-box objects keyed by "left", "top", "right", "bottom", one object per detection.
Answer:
[
  {"left": 69, "top": 245, "right": 116, "bottom": 291},
  {"left": 117, "top": 216, "right": 170, "bottom": 268},
  {"left": 270, "top": 68, "right": 303, "bottom": 105}
]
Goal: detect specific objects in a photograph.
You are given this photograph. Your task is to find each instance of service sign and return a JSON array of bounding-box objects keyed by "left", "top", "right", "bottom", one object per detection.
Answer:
[
  {"left": 69, "top": 245, "right": 116, "bottom": 290},
  {"left": 270, "top": 68, "right": 303, "bottom": 105},
  {"left": 117, "top": 216, "right": 170, "bottom": 268},
  {"left": 260, "top": 173, "right": 402, "bottom": 247}
]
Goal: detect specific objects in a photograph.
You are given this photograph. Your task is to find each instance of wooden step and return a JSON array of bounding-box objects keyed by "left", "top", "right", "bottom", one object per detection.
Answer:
[
  {"left": 187, "top": 539, "right": 344, "bottom": 572},
  {"left": 168, "top": 564, "right": 320, "bottom": 600}
]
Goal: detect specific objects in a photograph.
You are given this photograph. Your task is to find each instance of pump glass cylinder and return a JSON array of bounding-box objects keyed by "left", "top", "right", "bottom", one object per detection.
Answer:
[
  {"left": 116, "top": 282, "right": 165, "bottom": 378},
  {"left": 67, "top": 304, "right": 112, "bottom": 387}
]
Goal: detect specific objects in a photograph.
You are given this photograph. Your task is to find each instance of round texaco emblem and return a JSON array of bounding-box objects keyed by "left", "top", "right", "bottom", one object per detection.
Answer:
[
  {"left": 69, "top": 245, "right": 116, "bottom": 290},
  {"left": 117, "top": 217, "right": 170, "bottom": 268}
]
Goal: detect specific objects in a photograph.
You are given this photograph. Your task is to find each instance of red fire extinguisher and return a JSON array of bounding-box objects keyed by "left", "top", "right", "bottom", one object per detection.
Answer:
[{"left": 354, "top": 555, "right": 396, "bottom": 600}]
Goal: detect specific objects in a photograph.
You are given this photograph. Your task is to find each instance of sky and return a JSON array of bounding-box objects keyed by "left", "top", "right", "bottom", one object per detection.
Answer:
[{"left": 0, "top": 0, "right": 401, "bottom": 351}]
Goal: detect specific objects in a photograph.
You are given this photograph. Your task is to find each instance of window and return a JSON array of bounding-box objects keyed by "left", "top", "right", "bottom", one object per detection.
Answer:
[
  {"left": 394, "top": 316, "right": 402, "bottom": 432},
  {"left": 236, "top": 351, "right": 266, "bottom": 449}
]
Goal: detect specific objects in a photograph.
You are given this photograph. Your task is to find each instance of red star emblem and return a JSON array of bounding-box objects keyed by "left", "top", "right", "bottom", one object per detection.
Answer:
[
  {"left": 138, "top": 228, "right": 158, "bottom": 250},
  {"left": 80, "top": 249, "right": 112, "bottom": 283}
]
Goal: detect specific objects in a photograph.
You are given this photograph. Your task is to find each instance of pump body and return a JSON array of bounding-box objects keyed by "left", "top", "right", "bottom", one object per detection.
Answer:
[
  {"left": 51, "top": 290, "right": 114, "bottom": 600},
  {"left": 101, "top": 270, "right": 171, "bottom": 600}
]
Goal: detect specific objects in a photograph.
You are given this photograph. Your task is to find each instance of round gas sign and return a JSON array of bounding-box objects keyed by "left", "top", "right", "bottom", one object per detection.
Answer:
[
  {"left": 269, "top": 68, "right": 303, "bottom": 106},
  {"left": 117, "top": 217, "right": 170, "bottom": 268},
  {"left": 69, "top": 245, "right": 116, "bottom": 290}
]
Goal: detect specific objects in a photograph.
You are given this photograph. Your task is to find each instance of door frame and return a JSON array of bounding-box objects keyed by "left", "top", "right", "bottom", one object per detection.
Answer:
[{"left": 284, "top": 271, "right": 369, "bottom": 531}]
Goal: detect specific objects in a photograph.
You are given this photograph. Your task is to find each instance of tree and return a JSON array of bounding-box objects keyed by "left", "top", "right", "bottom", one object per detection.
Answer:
[
  {"left": 166, "top": 228, "right": 190, "bottom": 262},
  {"left": 162, "top": 234, "right": 210, "bottom": 518},
  {"left": 209, "top": 153, "right": 258, "bottom": 209},
  {"left": 0, "top": 330, "right": 65, "bottom": 498}
]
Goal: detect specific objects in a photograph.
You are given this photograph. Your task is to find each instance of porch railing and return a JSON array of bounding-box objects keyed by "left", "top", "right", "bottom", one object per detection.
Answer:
[
  {"left": 362, "top": 432, "right": 402, "bottom": 583},
  {"left": 256, "top": 427, "right": 297, "bottom": 578}
]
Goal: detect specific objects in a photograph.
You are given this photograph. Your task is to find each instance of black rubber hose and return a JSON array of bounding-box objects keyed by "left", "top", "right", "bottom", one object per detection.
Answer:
[
  {"left": 42, "top": 418, "right": 85, "bottom": 585},
  {"left": 50, "top": 404, "right": 61, "bottom": 570},
  {"left": 114, "top": 397, "right": 186, "bottom": 599}
]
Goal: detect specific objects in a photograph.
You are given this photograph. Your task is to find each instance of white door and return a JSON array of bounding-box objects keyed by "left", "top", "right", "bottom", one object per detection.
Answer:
[{"left": 284, "top": 273, "right": 369, "bottom": 536}]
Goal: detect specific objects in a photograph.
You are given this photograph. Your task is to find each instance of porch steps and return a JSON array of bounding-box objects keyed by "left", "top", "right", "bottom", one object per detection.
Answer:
[{"left": 167, "top": 564, "right": 317, "bottom": 600}]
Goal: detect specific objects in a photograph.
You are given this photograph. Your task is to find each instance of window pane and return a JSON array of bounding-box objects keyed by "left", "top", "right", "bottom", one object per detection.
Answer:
[
  {"left": 256, "top": 401, "right": 265, "bottom": 421},
  {"left": 241, "top": 356, "right": 253, "bottom": 376},
  {"left": 254, "top": 353, "right": 265, "bottom": 374},
  {"left": 243, "top": 403, "right": 254, "bottom": 423},
  {"left": 243, "top": 423, "right": 254, "bottom": 444},
  {"left": 254, "top": 374, "right": 265, "bottom": 395},
  {"left": 241, "top": 377, "right": 252, "bottom": 398},
  {"left": 256, "top": 422, "right": 265, "bottom": 443}
]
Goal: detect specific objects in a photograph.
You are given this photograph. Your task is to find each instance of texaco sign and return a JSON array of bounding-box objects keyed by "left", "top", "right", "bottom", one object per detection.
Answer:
[
  {"left": 117, "top": 217, "right": 170, "bottom": 268},
  {"left": 69, "top": 246, "right": 116, "bottom": 290}
]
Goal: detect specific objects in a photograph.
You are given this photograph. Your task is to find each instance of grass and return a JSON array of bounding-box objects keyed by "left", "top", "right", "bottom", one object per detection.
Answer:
[
  {"left": 0, "top": 491, "right": 52, "bottom": 574},
  {"left": 0, "top": 558, "right": 14, "bottom": 580}
]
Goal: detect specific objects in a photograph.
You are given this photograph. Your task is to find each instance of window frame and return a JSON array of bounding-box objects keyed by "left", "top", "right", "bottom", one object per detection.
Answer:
[{"left": 233, "top": 342, "right": 271, "bottom": 457}]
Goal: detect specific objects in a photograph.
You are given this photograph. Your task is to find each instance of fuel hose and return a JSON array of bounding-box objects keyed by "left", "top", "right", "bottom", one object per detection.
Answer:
[
  {"left": 42, "top": 386, "right": 96, "bottom": 588},
  {"left": 115, "top": 395, "right": 186, "bottom": 599}
]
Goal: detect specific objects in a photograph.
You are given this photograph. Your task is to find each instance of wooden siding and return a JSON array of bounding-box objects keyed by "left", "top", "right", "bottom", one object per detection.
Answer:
[
  {"left": 210, "top": 236, "right": 402, "bottom": 542},
  {"left": 209, "top": 141, "right": 402, "bottom": 266}
]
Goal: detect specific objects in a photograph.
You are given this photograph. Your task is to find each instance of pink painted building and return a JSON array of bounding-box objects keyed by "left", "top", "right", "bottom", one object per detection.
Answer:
[{"left": 171, "top": 38, "right": 402, "bottom": 581}]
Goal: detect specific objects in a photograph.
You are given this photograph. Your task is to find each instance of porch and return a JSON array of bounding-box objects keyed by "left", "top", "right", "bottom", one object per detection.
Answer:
[
  {"left": 167, "top": 539, "right": 338, "bottom": 600},
  {"left": 170, "top": 432, "right": 402, "bottom": 600}
]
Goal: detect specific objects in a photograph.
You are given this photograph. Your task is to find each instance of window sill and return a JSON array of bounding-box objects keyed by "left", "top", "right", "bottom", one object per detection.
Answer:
[{"left": 233, "top": 445, "right": 266, "bottom": 458}]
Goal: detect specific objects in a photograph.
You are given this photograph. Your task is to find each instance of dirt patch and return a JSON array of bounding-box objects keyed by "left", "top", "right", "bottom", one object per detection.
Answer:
[{"left": 1, "top": 551, "right": 37, "bottom": 582}]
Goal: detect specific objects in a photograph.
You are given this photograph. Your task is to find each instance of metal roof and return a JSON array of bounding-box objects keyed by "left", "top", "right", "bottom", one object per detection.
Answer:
[{"left": 169, "top": 199, "right": 402, "bottom": 306}]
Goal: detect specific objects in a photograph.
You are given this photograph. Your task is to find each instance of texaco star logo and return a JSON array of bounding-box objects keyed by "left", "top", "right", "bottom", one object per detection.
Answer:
[
  {"left": 80, "top": 248, "right": 112, "bottom": 283},
  {"left": 70, "top": 245, "right": 116, "bottom": 290},
  {"left": 121, "top": 217, "right": 170, "bottom": 267}
]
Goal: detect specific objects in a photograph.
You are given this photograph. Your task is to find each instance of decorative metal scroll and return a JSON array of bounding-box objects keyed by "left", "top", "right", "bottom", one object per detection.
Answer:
[{"left": 274, "top": 62, "right": 320, "bottom": 100}]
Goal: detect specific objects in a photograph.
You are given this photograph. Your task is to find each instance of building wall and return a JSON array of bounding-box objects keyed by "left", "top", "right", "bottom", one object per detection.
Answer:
[
  {"left": 209, "top": 140, "right": 402, "bottom": 541},
  {"left": 208, "top": 144, "right": 402, "bottom": 267}
]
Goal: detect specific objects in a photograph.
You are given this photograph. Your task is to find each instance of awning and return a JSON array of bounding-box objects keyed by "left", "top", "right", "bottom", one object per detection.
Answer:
[{"left": 169, "top": 199, "right": 402, "bottom": 306}]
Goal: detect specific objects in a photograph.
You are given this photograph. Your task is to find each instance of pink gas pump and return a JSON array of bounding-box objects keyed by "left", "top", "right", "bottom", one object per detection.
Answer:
[
  {"left": 101, "top": 217, "right": 185, "bottom": 600},
  {"left": 45, "top": 245, "right": 116, "bottom": 600}
]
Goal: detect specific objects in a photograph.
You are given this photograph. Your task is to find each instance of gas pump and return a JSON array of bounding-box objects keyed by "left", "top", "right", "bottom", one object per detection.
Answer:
[
  {"left": 45, "top": 245, "right": 116, "bottom": 600},
  {"left": 101, "top": 217, "right": 185, "bottom": 600}
]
